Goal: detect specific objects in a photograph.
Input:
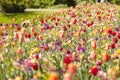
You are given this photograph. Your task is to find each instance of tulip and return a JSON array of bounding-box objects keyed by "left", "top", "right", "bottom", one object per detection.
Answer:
[
  {"left": 38, "top": 35, "right": 43, "bottom": 41},
  {"left": 88, "top": 51, "right": 96, "bottom": 60},
  {"left": 19, "top": 35, "right": 24, "bottom": 42},
  {"left": 101, "top": 52, "right": 110, "bottom": 62},
  {"left": 31, "top": 62, "right": 38, "bottom": 71},
  {"left": 17, "top": 26, "right": 21, "bottom": 30},
  {"left": 111, "top": 43, "right": 116, "bottom": 49},
  {"left": 14, "top": 32, "right": 19, "bottom": 39},
  {"left": 21, "top": 28, "right": 26, "bottom": 34},
  {"left": 17, "top": 47, "right": 23, "bottom": 54},
  {"left": 48, "top": 73, "right": 58, "bottom": 80},
  {"left": 64, "top": 54, "right": 72, "bottom": 67},
  {"left": 91, "top": 40, "right": 97, "bottom": 49},
  {"left": 59, "top": 30, "right": 65, "bottom": 38},
  {"left": 113, "top": 38, "right": 118, "bottom": 43},
  {"left": 15, "top": 76, "right": 23, "bottom": 80},
  {"left": 33, "top": 32, "right": 37, "bottom": 37},
  {"left": 111, "top": 31, "right": 116, "bottom": 36},
  {"left": 117, "top": 33, "right": 120, "bottom": 39},
  {"left": 89, "top": 66, "right": 99, "bottom": 76},
  {"left": 67, "top": 63, "right": 76, "bottom": 74},
  {"left": 107, "top": 67, "right": 119, "bottom": 79},
  {"left": 27, "top": 33, "right": 31, "bottom": 38},
  {"left": 63, "top": 73, "right": 72, "bottom": 80},
  {"left": 1, "top": 25, "right": 7, "bottom": 31}
]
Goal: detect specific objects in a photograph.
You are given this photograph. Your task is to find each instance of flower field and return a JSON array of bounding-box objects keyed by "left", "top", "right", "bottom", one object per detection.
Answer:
[{"left": 0, "top": 3, "right": 120, "bottom": 80}]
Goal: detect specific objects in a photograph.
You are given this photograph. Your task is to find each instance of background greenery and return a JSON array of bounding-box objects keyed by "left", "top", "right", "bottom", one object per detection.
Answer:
[{"left": 0, "top": 0, "right": 120, "bottom": 13}]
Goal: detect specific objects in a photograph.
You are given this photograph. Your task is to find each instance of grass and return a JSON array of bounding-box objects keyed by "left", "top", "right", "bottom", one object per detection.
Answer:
[{"left": 0, "top": 11, "right": 52, "bottom": 24}]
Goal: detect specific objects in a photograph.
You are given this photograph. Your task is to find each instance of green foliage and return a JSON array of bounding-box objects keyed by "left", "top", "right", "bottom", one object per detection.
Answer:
[
  {"left": 30, "top": 0, "right": 55, "bottom": 8},
  {"left": 66, "top": 0, "right": 76, "bottom": 7},
  {"left": 0, "top": 1, "right": 26, "bottom": 13},
  {"left": 110, "top": 0, "right": 120, "bottom": 5},
  {"left": 54, "top": 0, "right": 67, "bottom": 5}
]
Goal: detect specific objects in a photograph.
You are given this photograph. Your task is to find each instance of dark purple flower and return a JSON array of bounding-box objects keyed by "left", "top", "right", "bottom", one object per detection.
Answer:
[
  {"left": 59, "top": 47, "right": 63, "bottom": 51},
  {"left": 55, "top": 41, "right": 62, "bottom": 46},
  {"left": 115, "top": 27, "right": 119, "bottom": 32},
  {"left": 18, "top": 58, "right": 23, "bottom": 64},
  {"left": 95, "top": 37, "right": 98, "bottom": 41},
  {"left": 80, "top": 47, "right": 86, "bottom": 52}
]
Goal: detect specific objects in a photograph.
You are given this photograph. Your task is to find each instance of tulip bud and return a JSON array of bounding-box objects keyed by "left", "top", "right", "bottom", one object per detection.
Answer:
[{"left": 91, "top": 40, "right": 97, "bottom": 49}]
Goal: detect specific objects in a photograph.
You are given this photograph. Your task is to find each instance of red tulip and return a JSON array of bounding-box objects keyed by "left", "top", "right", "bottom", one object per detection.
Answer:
[
  {"left": 107, "top": 29, "right": 112, "bottom": 34},
  {"left": 31, "top": 63, "right": 38, "bottom": 71},
  {"left": 55, "top": 22, "right": 58, "bottom": 26},
  {"left": 113, "top": 38, "right": 118, "bottom": 43},
  {"left": 98, "top": 16, "right": 101, "bottom": 21},
  {"left": 17, "top": 26, "right": 21, "bottom": 30},
  {"left": 64, "top": 54, "right": 72, "bottom": 65},
  {"left": 111, "top": 43, "right": 116, "bottom": 49},
  {"left": 89, "top": 66, "right": 99, "bottom": 75},
  {"left": 33, "top": 32, "right": 37, "bottom": 37},
  {"left": 27, "top": 33, "right": 31, "bottom": 38},
  {"left": 111, "top": 31, "right": 116, "bottom": 36},
  {"left": 117, "top": 33, "right": 120, "bottom": 39}
]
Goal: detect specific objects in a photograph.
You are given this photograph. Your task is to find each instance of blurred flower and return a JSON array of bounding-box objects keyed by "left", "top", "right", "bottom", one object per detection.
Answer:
[
  {"left": 107, "top": 66, "right": 119, "bottom": 79},
  {"left": 89, "top": 66, "right": 99, "bottom": 76},
  {"left": 17, "top": 47, "right": 23, "bottom": 54},
  {"left": 101, "top": 52, "right": 110, "bottom": 62},
  {"left": 48, "top": 73, "right": 58, "bottom": 80},
  {"left": 15, "top": 76, "right": 23, "bottom": 80},
  {"left": 116, "top": 49, "right": 120, "bottom": 56},
  {"left": 63, "top": 73, "right": 72, "bottom": 80},
  {"left": 67, "top": 63, "right": 76, "bottom": 74},
  {"left": 91, "top": 40, "right": 97, "bottom": 49},
  {"left": 34, "top": 72, "right": 42, "bottom": 79},
  {"left": 30, "top": 47, "right": 39, "bottom": 54}
]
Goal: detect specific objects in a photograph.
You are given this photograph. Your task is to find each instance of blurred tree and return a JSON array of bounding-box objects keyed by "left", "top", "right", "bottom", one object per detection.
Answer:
[
  {"left": 54, "top": 0, "right": 66, "bottom": 5},
  {"left": 0, "top": 0, "right": 26, "bottom": 13},
  {"left": 66, "top": 0, "right": 76, "bottom": 7}
]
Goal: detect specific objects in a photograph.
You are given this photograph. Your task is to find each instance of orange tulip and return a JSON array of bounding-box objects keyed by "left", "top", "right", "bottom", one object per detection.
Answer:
[
  {"left": 81, "top": 39, "right": 85, "bottom": 47},
  {"left": 10, "top": 25, "right": 14, "bottom": 29},
  {"left": 101, "top": 52, "right": 110, "bottom": 62},
  {"left": 1, "top": 26, "right": 7, "bottom": 31},
  {"left": 17, "top": 47, "right": 23, "bottom": 54},
  {"left": 91, "top": 40, "right": 97, "bottom": 49},
  {"left": 48, "top": 73, "right": 58, "bottom": 80},
  {"left": 38, "top": 35, "right": 43, "bottom": 41},
  {"left": 67, "top": 63, "right": 76, "bottom": 74}
]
